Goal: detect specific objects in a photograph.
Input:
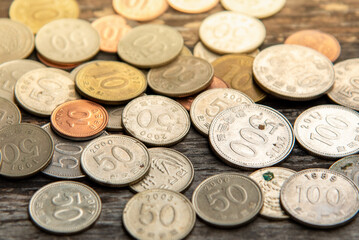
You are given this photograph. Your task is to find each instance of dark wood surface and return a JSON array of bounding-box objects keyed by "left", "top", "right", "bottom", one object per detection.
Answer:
[{"left": 1, "top": 0, "right": 359, "bottom": 239}]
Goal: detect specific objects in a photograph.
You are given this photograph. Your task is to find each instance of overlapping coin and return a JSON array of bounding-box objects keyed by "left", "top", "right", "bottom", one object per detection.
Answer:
[{"left": 0, "top": 97, "right": 21, "bottom": 130}]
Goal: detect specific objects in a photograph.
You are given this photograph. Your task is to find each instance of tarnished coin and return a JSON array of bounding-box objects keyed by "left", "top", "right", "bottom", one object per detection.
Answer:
[
  {"left": 122, "top": 95, "right": 191, "bottom": 147},
  {"left": 281, "top": 168, "right": 359, "bottom": 228},
  {"left": 253, "top": 44, "right": 335, "bottom": 101},
  {"left": 9, "top": 0, "right": 79, "bottom": 33},
  {"left": 81, "top": 135, "right": 150, "bottom": 187},
  {"left": 113, "top": 0, "right": 168, "bottom": 21},
  {"left": 221, "top": 0, "right": 286, "bottom": 19},
  {"left": 327, "top": 59, "right": 359, "bottom": 111},
  {"left": 0, "top": 97, "right": 21, "bottom": 130},
  {"left": 212, "top": 54, "right": 266, "bottom": 102},
  {"left": 105, "top": 106, "right": 125, "bottom": 131},
  {"left": 209, "top": 104, "right": 294, "bottom": 169},
  {"left": 76, "top": 61, "right": 147, "bottom": 104},
  {"left": 167, "top": 0, "right": 219, "bottom": 13},
  {"left": 294, "top": 105, "right": 359, "bottom": 158},
  {"left": 123, "top": 189, "right": 196, "bottom": 240},
  {"left": 0, "top": 123, "right": 54, "bottom": 178},
  {"left": 130, "top": 148, "right": 194, "bottom": 193},
  {"left": 51, "top": 100, "right": 108, "bottom": 141},
  {"left": 199, "top": 11, "right": 266, "bottom": 54},
  {"left": 0, "top": 19, "right": 34, "bottom": 64},
  {"left": 15, "top": 68, "right": 80, "bottom": 117},
  {"left": 117, "top": 24, "right": 184, "bottom": 68},
  {"left": 29, "top": 181, "right": 101, "bottom": 234},
  {"left": 192, "top": 173, "right": 263, "bottom": 227},
  {"left": 194, "top": 41, "right": 221, "bottom": 63},
  {"left": 330, "top": 155, "right": 359, "bottom": 186},
  {"left": 249, "top": 167, "right": 296, "bottom": 219},
  {"left": 36, "top": 19, "right": 100, "bottom": 64},
  {"left": 190, "top": 88, "right": 253, "bottom": 136},
  {"left": 147, "top": 56, "right": 214, "bottom": 97}
]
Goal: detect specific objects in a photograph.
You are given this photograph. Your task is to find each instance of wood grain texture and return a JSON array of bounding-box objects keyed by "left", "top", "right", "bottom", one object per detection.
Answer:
[{"left": 1, "top": 0, "right": 359, "bottom": 239}]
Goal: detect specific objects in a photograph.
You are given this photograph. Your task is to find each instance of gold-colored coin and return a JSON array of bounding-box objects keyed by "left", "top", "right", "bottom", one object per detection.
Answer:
[
  {"left": 180, "top": 46, "right": 193, "bottom": 56},
  {"left": 75, "top": 61, "right": 147, "bottom": 105},
  {"left": 9, "top": 0, "right": 80, "bottom": 34},
  {"left": 212, "top": 55, "right": 266, "bottom": 102}
]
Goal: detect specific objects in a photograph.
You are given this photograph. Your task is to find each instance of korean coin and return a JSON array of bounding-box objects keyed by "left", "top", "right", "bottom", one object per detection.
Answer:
[
  {"left": 330, "top": 155, "right": 359, "bottom": 186},
  {"left": 167, "top": 0, "right": 219, "bottom": 14},
  {"left": 0, "top": 97, "right": 21, "bottom": 130},
  {"left": 193, "top": 41, "right": 221, "bottom": 63},
  {"left": 105, "top": 106, "right": 125, "bottom": 131}
]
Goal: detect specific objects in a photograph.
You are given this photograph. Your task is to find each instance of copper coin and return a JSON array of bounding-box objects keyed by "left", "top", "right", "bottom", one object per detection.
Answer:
[
  {"left": 284, "top": 29, "right": 341, "bottom": 62},
  {"left": 36, "top": 53, "right": 80, "bottom": 70},
  {"left": 112, "top": 0, "right": 168, "bottom": 21},
  {"left": 50, "top": 100, "right": 108, "bottom": 141},
  {"left": 176, "top": 76, "right": 228, "bottom": 111}
]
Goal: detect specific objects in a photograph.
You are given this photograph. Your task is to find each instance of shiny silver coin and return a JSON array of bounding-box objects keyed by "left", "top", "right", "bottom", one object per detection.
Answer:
[
  {"left": 280, "top": 168, "right": 359, "bottom": 228},
  {"left": 130, "top": 148, "right": 194, "bottom": 193},
  {"left": 123, "top": 189, "right": 196, "bottom": 240},
  {"left": 209, "top": 104, "right": 294, "bottom": 169},
  {"left": 105, "top": 105, "right": 125, "bottom": 131},
  {"left": 330, "top": 154, "right": 359, "bottom": 186},
  {"left": 0, "top": 97, "right": 21, "bottom": 130},
  {"left": 249, "top": 167, "right": 296, "bottom": 219},
  {"left": 29, "top": 181, "right": 101, "bottom": 234},
  {"left": 192, "top": 173, "right": 263, "bottom": 227},
  {"left": 294, "top": 104, "right": 359, "bottom": 158}
]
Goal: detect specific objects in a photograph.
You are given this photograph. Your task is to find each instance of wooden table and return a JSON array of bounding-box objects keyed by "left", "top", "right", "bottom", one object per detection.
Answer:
[{"left": 1, "top": 0, "right": 359, "bottom": 239}]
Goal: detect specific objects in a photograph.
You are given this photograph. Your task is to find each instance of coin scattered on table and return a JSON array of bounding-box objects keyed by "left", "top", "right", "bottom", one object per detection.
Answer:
[
  {"left": 330, "top": 155, "right": 359, "bottom": 186},
  {"left": 29, "top": 181, "right": 101, "bottom": 234},
  {"left": 70, "top": 60, "right": 104, "bottom": 80},
  {"left": 113, "top": 0, "right": 168, "bottom": 21},
  {"left": 167, "top": 0, "right": 219, "bottom": 13},
  {"left": 281, "top": 168, "right": 359, "bottom": 228},
  {"left": 0, "top": 97, "right": 21, "bottom": 130}
]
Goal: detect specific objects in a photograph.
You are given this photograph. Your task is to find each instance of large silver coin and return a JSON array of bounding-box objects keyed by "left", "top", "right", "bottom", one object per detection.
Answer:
[
  {"left": 253, "top": 44, "right": 334, "bottom": 101},
  {"left": 122, "top": 95, "right": 191, "bottom": 147},
  {"left": 130, "top": 148, "right": 194, "bottom": 193},
  {"left": 29, "top": 181, "right": 101, "bottom": 234},
  {"left": 249, "top": 167, "right": 296, "bottom": 219},
  {"left": 190, "top": 88, "right": 253, "bottom": 136},
  {"left": 192, "top": 173, "right": 263, "bottom": 227},
  {"left": 294, "top": 104, "right": 359, "bottom": 158},
  {"left": 209, "top": 104, "right": 294, "bottom": 169},
  {"left": 281, "top": 168, "right": 359, "bottom": 228},
  {"left": 330, "top": 154, "right": 359, "bottom": 186},
  {"left": 0, "top": 97, "right": 21, "bottom": 130},
  {"left": 81, "top": 135, "right": 150, "bottom": 187},
  {"left": 123, "top": 189, "right": 196, "bottom": 240}
]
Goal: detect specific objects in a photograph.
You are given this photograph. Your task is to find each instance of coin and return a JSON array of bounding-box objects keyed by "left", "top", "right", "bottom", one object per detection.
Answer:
[
  {"left": 123, "top": 189, "right": 196, "bottom": 240},
  {"left": 249, "top": 167, "right": 296, "bottom": 219},
  {"left": 167, "top": 0, "right": 219, "bottom": 13},
  {"left": 130, "top": 148, "right": 194, "bottom": 193},
  {"left": 190, "top": 88, "right": 253, "bottom": 136},
  {"left": 209, "top": 104, "right": 294, "bottom": 169},
  {"left": 81, "top": 134, "right": 150, "bottom": 187},
  {"left": 105, "top": 106, "right": 125, "bottom": 131},
  {"left": 14, "top": 68, "right": 80, "bottom": 117},
  {"left": 330, "top": 155, "right": 359, "bottom": 186},
  {"left": 113, "top": 0, "right": 168, "bottom": 21},
  {"left": 221, "top": 0, "right": 286, "bottom": 19},
  {"left": 192, "top": 173, "right": 263, "bottom": 227},
  {"left": 280, "top": 168, "right": 359, "bottom": 228},
  {"left": 193, "top": 41, "right": 221, "bottom": 63},
  {"left": 75, "top": 61, "right": 147, "bottom": 104},
  {"left": 0, "top": 18, "right": 34, "bottom": 64},
  {"left": 117, "top": 24, "right": 184, "bottom": 68},
  {"left": 36, "top": 52, "right": 81, "bottom": 70},
  {"left": 180, "top": 46, "right": 193, "bottom": 56},
  {"left": 294, "top": 104, "right": 359, "bottom": 158},
  {"left": 212, "top": 54, "right": 267, "bottom": 102},
  {"left": 327, "top": 59, "right": 359, "bottom": 111},
  {"left": 70, "top": 60, "right": 104, "bottom": 80},
  {"left": 285, "top": 29, "right": 341, "bottom": 62},
  {"left": 9, "top": 0, "right": 80, "bottom": 33},
  {"left": 147, "top": 56, "right": 214, "bottom": 97},
  {"left": 122, "top": 95, "right": 191, "bottom": 147},
  {"left": 0, "top": 97, "right": 21, "bottom": 130},
  {"left": 0, "top": 123, "right": 54, "bottom": 178},
  {"left": 51, "top": 100, "right": 108, "bottom": 141},
  {"left": 91, "top": 15, "right": 131, "bottom": 53},
  {"left": 253, "top": 44, "right": 335, "bottom": 101},
  {"left": 199, "top": 11, "right": 266, "bottom": 54},
  {"left": 29, "top": 181, "right": 101, "bottom": 234},
  {"left": 35, "top": 19, "right": 100, "bottom": 64}
]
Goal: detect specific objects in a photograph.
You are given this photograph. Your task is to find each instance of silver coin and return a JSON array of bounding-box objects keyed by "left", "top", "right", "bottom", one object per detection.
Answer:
[
  {"left": 249, "top": 167, "right": 296, "bottom": 219},
  {"left": 327, "top": 59, "right": 359, "bottom": 111},
  {"left": 280, "top": 168, "right": 359, "bottom": 228},
  {"left": 253, "top": 44, "right": 335, "bottom": 101},
  {"left": 130, "top": 148, "right": 194, "bottom": 193},
  {"left": 81, "top": 134, "right": 150, "bottom": 187},
  {"left": 29, "top": 181, "right": 101, "bottom": 234},
  {"left": 330, "top": 155, "right": 359, "bottom": 187},
  {"left": 193, "top": 41, "right": 221, "bottom": 63},
  {"left": 0, "top": 97, "right": 21, "bottom": 130},
  {"left": 192, "top": 173, "right": 263, "bottom": 227},
  {"left": 190, "top": 88, "right": 254, "bottom": 136},
  {"left": 105, "top": 105, "right": 125, "bottom": 131},
  {"left": 122, "top": 95, "right": 191, "bottom": 147},
  {"left": 294, "top": 104, "right": 359, "bottom": 158},
  {"left": 123, "top": 189, "right": 196, "bottom": 240},
  {"left": 209, "top": 104, "right": 294, "bottom": 169}
]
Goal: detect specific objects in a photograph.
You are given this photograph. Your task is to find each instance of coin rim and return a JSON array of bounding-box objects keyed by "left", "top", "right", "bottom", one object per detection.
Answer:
[{"left": 0, "top": 97, "right": 22, "bottom": 129}]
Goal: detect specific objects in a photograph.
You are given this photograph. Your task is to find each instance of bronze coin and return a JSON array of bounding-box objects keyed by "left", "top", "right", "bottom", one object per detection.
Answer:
[{"left": 36, "top": 53, "right": 81, "bottom": 70}]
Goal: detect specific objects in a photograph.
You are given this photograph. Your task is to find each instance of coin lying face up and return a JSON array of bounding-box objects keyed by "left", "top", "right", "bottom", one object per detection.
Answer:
[
  {"left": 113, "top": 0, "right": 168, "bottom": 21},
  {"left": 0, "top": 97, "right": 21, "bottom": 130}
]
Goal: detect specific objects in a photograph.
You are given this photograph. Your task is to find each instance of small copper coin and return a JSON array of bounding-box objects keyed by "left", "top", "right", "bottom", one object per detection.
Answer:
[
  {"left": 51, "top": 100, "right": 108, "bottom": 141},
  {"left": 113, "top": 0, "right": 168, "bottom": 21},
  {"left": 36, "top": 53, "right": 80, "bottom": 70},
  {"left": 285, "top": 30, "right": 341, "bottom": 62}
]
